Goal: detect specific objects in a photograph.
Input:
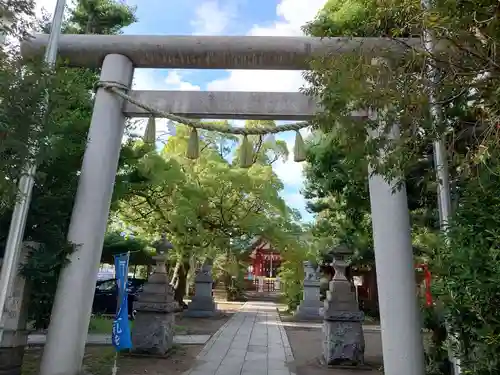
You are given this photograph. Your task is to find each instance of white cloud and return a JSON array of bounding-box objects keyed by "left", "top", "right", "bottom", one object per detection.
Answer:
[
  {"left": 164, "top": 71, "right": 202, "bottom": 91},
  {"left": 133, "top": 69, "right": 201, "bottom": 91},
  {"left": 250, "top": 0, "right": 327, "bottom": 37},
  {"left": 191, "top": 0, "right": 234, "bottom": 35}
]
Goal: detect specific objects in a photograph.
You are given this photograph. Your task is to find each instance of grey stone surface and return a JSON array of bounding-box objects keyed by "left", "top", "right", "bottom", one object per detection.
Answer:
[
  {"left": 20, "top": 34, "right": 423, "bottom": 70},
  {"left": 175, "top": 335, "right": 211, "bottom": 344},
  {"left": 131, "top": 254, "right": 177, "bottom": 355},
  {"left": 27, "top": 334, "right": 210, "bottom": 346},
  {"left": 0, "top": 242, "right": 37, "bottom": 375},
  {"left": 185, "top": 262, "right": 217, "bottom": 318},
  {"left": 184, "top": 301, "right": 295, "bottom": 375},
  {"left": 295, "top": 261, "right": 322, "bottom": 320},
  {"left": 265, "top": 321, "right": 381, "bottom": 331},
  {"left": 323, "top": 319, "right": 365, "bottom": 366},
  {"left": 295, "top": 304, "right": 322, "bottom": 320},
  {"left": 0, "top": 347, "right": 24, "bottom": 375},
  {"left": 124, "top": 91, "right": 321, "bottom": 120},
  {"left": 133, "top": 313, "right": 174, "bottom": 354},
  {"left": 322, "top": 245, "right": 366, "bottom": 366}
]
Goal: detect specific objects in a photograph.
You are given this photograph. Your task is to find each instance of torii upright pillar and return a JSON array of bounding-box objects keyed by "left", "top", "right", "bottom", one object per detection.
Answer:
[
  {"left": 367, "top": 122, "right": 425, "bottom": 375},
  {"left": 39, "top": 54, "right": 134, "bottom": 375}
]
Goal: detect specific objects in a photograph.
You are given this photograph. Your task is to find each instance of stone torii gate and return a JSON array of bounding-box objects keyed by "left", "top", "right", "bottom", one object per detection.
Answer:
[{"left": 21, "top": 35, "right": 425, "bottom": 375}]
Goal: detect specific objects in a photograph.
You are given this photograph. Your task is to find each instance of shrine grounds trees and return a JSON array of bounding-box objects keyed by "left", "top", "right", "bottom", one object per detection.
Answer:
[
  {"left": 8, "top": 2, "right": 500, "bottom": 372},
  {"left": 303, "top": 0, "right": 500, "bottom": 374},
  {"left": 114, "top": 122, "right": 306, "bottom": 304},
  {"left": 0, "top": 0, "right": 139, "bottom": 329}
]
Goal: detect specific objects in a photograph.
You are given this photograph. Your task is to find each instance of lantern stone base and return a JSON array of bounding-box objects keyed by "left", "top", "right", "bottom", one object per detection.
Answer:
[
  {"left": 295, "top": 304, "right": 323, "bottom": 320},
  {"left": 132, "top": 312, "right": 175, "bottom": 355},
  {"left": 185, "top": 296, "right": 217, "bottom": 318},
  {"left": 322, "top": 312, "right": 365, "bottom": 366}
]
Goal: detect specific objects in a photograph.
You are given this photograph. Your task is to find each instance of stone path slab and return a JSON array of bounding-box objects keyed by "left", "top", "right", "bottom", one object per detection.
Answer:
[
  {"left": 279, "top": 321, "right": 382, "bottom": 332},
  {"left": 175, "top": 335, "right": 212, "bottom": 344},
  {"left": 27, "top": 333, "right": 210, "bottom": 346},
  {"left": 185, "top": 301, "right": 295, "bottom": 375}
]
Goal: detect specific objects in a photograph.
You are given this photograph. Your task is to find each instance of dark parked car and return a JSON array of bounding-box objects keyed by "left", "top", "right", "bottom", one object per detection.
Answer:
[{"left": 92, "top": 278, "right": 146, "bottom": 319}]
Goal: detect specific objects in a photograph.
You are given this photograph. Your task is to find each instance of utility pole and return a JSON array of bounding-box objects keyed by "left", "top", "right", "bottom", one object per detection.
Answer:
[{"left": 420, "top": 0, "right": 461, "bottom": 373}]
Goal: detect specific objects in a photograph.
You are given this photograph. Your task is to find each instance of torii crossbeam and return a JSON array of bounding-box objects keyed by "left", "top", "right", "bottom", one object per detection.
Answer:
[{"left": 21, "top": 34, "right": 423, "bottom": 69}]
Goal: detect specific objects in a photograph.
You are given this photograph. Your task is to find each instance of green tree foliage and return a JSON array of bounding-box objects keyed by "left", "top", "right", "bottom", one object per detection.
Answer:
[
  {"left": 66, "top": 0, "right": 137, "bottom": 34},
  {"left": 39, "top": 0, "right": 137, "bottom": 35},
  {"left": 114, "top": 122, "right": 303, "bottom": 303},
  {"left": 303, "top": 0, "right": 500, "bottom": 373},
  {"left": 304, "top": 128, "right": 438, "bottom": 264},
  {"left": 431, "top": 147, "right": 500, "bottom": 375},
  {"left": 101, "top": 232, "right": 153, "bottom": 265},
  {"left": 1, "top": 0, "right": 35, "bottom": 38},
  {"left": 303, "top": 131, "right": 371, "bottom": 258},
  {"left": 303, "top": 0, "right": 497, "bottom": 182},
  {"left": 0, "top": 0, "right": 138, "bottom": 329},
  {"left": 278, "top": 230, "right": 316, "bottom": 311}
]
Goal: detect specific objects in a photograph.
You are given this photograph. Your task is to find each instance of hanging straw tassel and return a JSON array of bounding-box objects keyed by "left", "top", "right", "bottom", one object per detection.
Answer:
[
  {"left": 239, "top": 135, "right": 254, "bottom": 168},
  {"left": 186, "top": 127, "right": 200, "bottom": 159},
  {"left": 143, "top": 116, "right": 156, "bottom": 144},
  {"left": 293, "top": 130, "right": 307, "bottom": 162}
]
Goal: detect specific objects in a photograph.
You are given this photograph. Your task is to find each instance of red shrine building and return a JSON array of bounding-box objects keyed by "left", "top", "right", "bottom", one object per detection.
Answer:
[{"left": 246, "top": 237, "right": 281, "bottom": 279}]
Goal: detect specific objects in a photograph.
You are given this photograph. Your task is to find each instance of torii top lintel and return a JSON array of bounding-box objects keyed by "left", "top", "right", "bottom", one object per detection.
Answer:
[{"left": 20, "top": 34, "right": 424, "bottom": 70}]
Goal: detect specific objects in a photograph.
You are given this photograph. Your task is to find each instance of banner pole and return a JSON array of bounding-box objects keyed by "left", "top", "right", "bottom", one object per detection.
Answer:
[{"left": 111, "top": 252, "right": 131, "bottom": 375}]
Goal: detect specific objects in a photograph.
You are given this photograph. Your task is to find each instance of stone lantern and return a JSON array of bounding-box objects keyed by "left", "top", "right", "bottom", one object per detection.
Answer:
[
  {"left": 131, "top": 234, "right": 177, "bottom": 355},
  {"left": 322, "top": 244, "right": 365, "bottom": 366},
  {"left": 185, "top": 258, "right": 217, "bottom": 317},
  {"left": 295, "top": 260, "right": 322, "bottom": 320},
  {"left": 153, "top": 234, "right": 173, "bottom": 257}
]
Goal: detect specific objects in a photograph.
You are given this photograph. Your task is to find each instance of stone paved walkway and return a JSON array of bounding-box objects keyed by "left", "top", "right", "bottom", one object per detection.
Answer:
[{"left": 185, "top": 301, "right": 295, "bottom": 375}]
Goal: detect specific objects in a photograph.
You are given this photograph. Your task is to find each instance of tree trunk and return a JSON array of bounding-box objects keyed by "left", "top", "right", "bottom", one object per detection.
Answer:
[
  {"left": 185, "top": 254, "right": 196, "bottom": 294},
  {"left": 170, "top": 260, "right": 181, "bottom": 285},
  {"left": 222, "top": 271, "right": 231, "bottom": 300},
  {"left": 174, "top": 260, "right": 190, "bottom": 309}
]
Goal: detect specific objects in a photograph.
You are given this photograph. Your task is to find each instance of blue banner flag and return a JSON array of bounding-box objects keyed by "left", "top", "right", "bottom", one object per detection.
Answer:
[{"left": 112, "top": 253, "right": 132, "bottom": 351}]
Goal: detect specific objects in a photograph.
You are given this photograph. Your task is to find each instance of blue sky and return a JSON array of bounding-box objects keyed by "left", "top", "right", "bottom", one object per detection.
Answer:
[{"left": 35, "top": 0, "right": 330, "bottom": 222}]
